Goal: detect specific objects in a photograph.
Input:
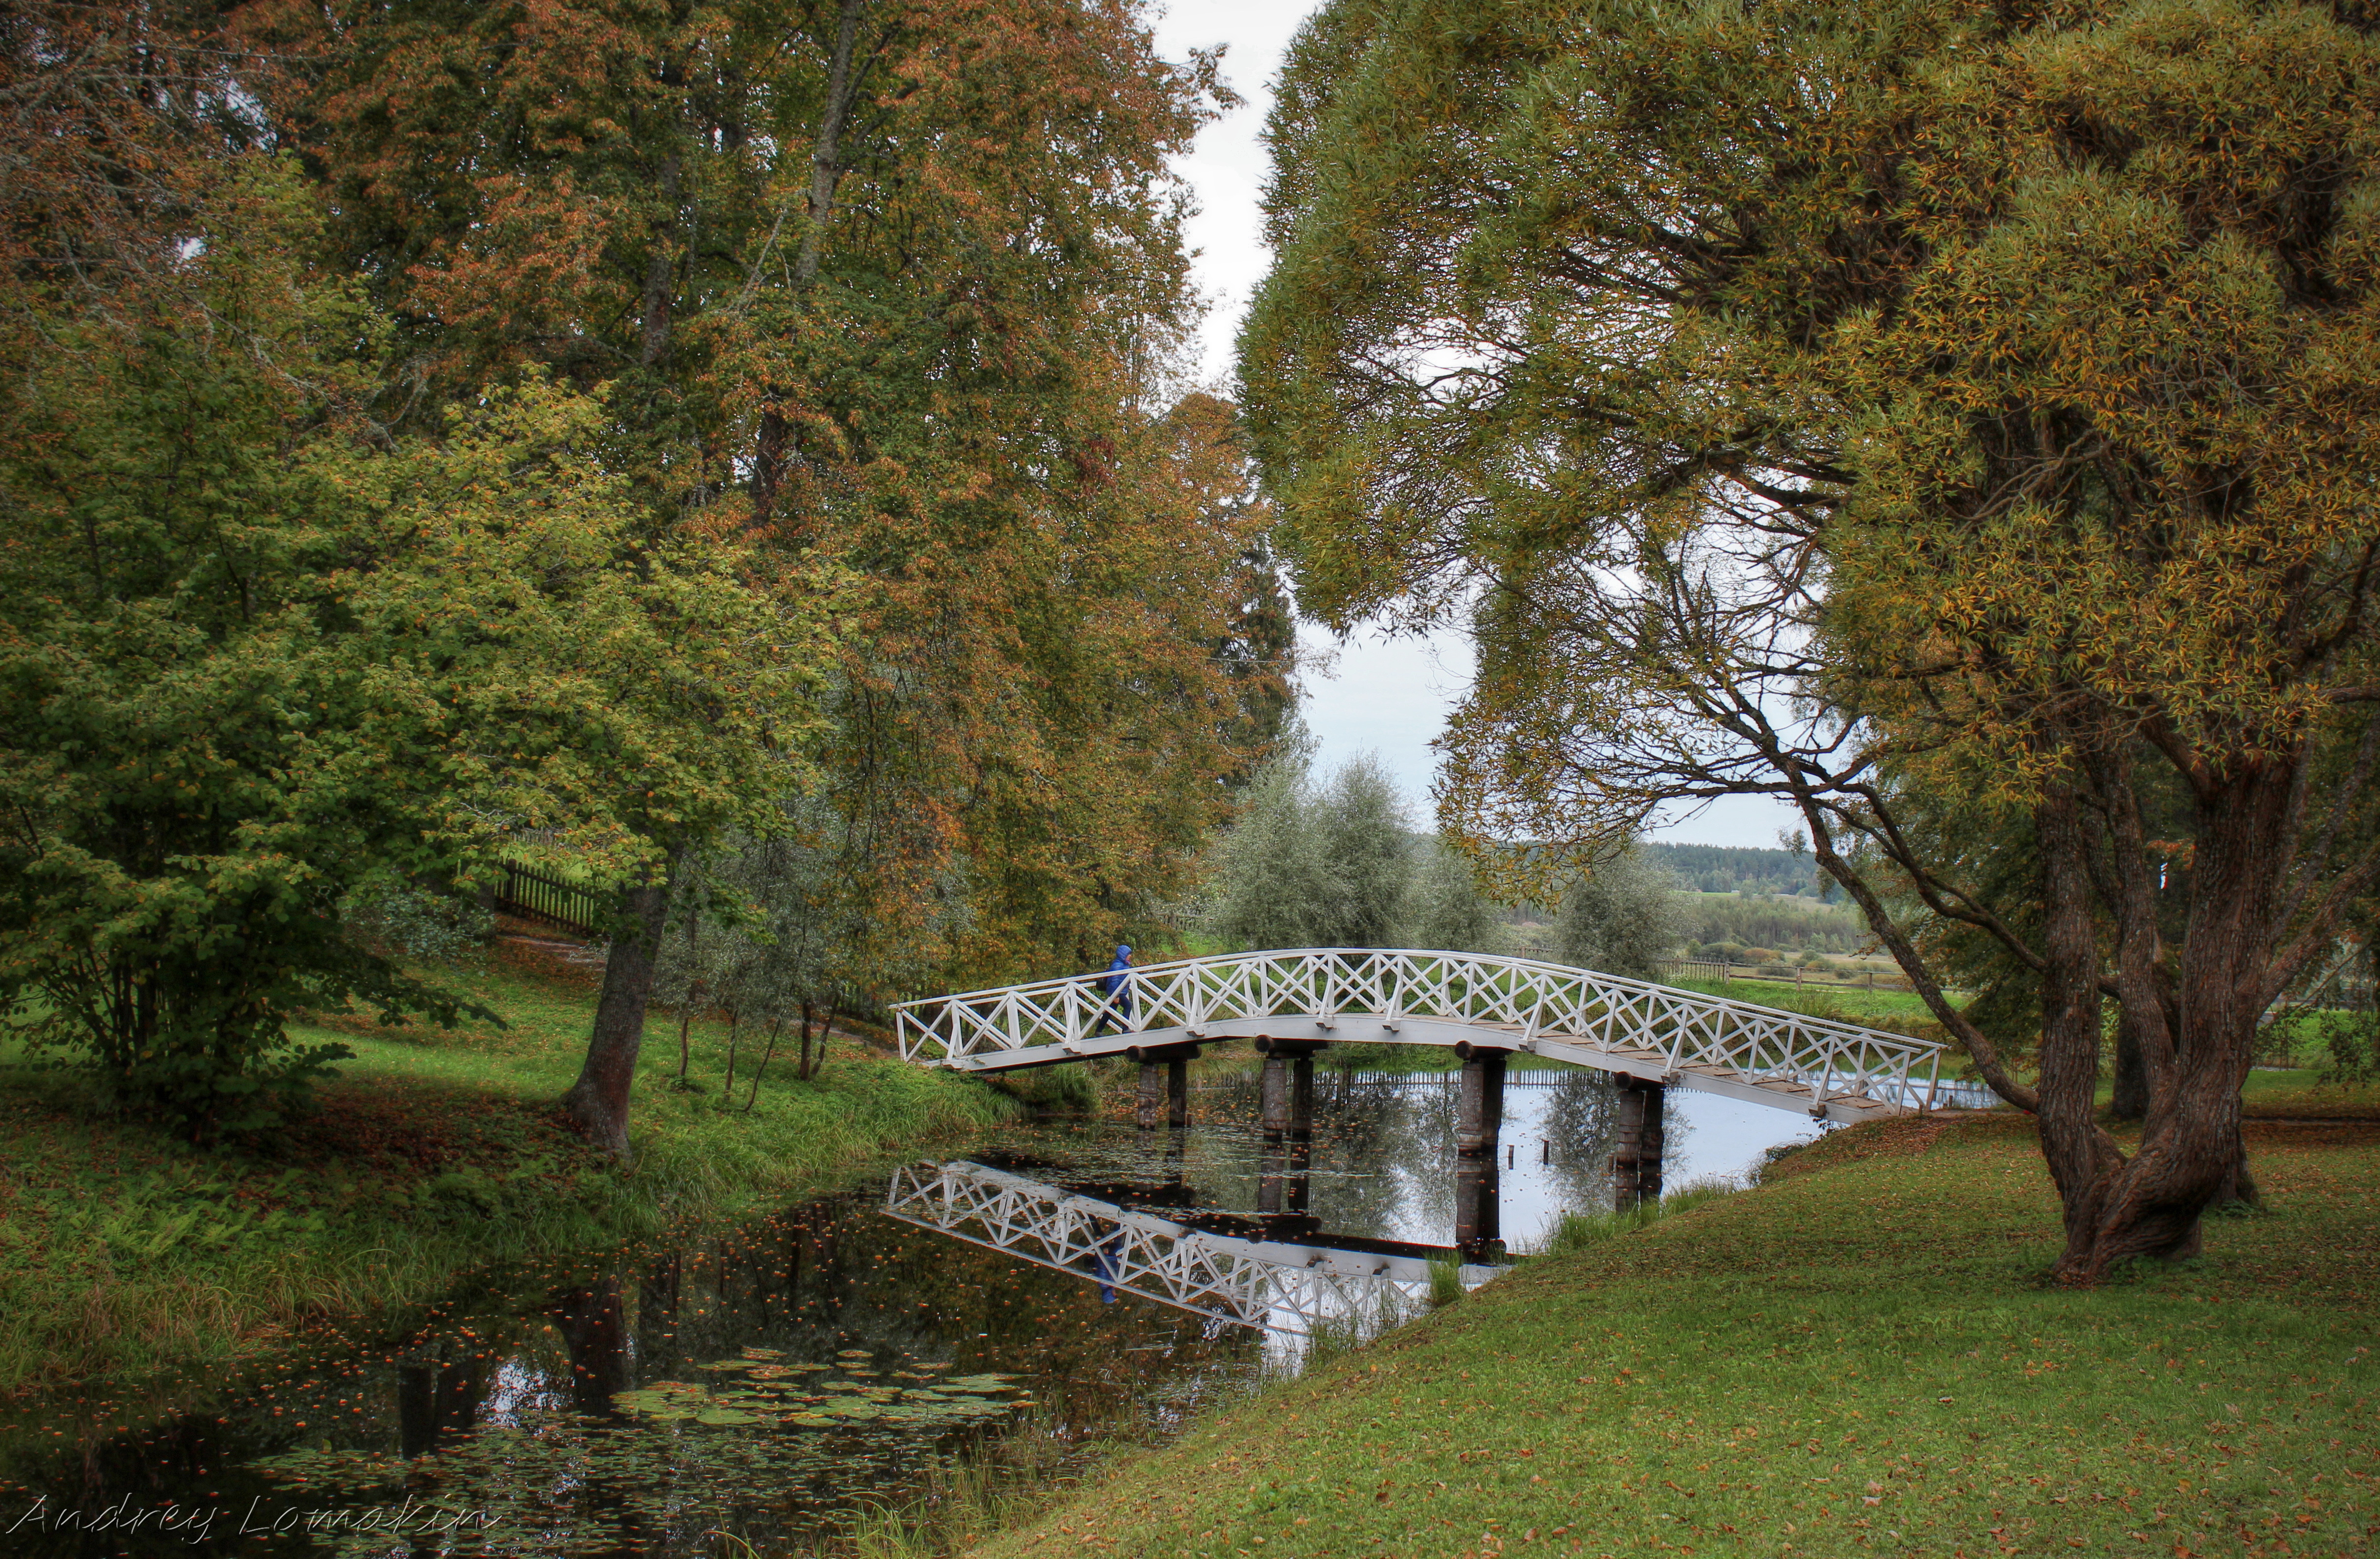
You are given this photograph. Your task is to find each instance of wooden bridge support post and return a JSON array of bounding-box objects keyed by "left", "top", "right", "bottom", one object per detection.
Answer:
[
  {"left": 1168, "top": 1059, "right": 1189, "bottom": 1128},
  {"left": 1291, "top": 1055, "right": 1315, "bottom": 1139},
  {"left": 1454, "top": 1158, "right": 1500, "bottom": 1254},
  {"left": 1455, "top": 1048, "right": 1507, "bottom": 1157},
  {"left": 1256, "top": 1136, "right": 1285, "bottom": 1215},
  {"left": 1610, "top": 1077, "right": 1667, "bottom": 1213},
  {"left": 1259, "top": 1054, "right": 1291, "bottom": 1138},
  {"left": 1454, "top": 1046, "right": 1508, "bottom": 1258},
  {"left": 1137, "top": 1063, "right": 1164, "bottom": 1131}
]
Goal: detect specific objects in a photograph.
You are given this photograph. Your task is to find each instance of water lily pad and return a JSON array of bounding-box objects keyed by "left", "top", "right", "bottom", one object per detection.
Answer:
[
  {"left": 780, "top": 1412, "right": 837, "bottom": 1427},
  {"left": 695, "top": 1359, "right": 755, "bottom": 1372},
  {"left": 741, "top": 1346, "right": 786, "bottom": 1360},
  {"left": 941, "top": 1374, "right": 1020, "bottom": 1393},
  {"left": 748, "top": 1364, "right": 800, "bottom": 1379},
  {"left": 695, "top": 1408, "right": 759, "bottom": 1426},
  {"left": 836, "top": 1348, "right": 870, "bottom": 1359}
]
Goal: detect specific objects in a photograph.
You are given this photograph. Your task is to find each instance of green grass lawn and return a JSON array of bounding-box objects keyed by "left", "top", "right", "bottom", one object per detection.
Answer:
[
  {"left": 964, "top": 1099, "right": 2380, "bottom": 1559},
  {"left": 1670, "top": 975, "right": 1952, "bottom": 1026},
  {"left": 0, "top": 938, "right": 1014, "bottom": 1395}
]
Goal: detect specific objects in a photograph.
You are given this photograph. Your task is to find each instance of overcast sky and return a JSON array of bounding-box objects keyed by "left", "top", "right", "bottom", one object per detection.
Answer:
[{"left": 1147, "top": 2, "right": 1797, "bottom": 850}]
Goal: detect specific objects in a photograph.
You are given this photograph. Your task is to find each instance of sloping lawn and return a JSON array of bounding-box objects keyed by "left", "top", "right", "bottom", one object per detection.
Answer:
[{"left": 968, "top": 1101, "right": 2379, "bottom": 1559}]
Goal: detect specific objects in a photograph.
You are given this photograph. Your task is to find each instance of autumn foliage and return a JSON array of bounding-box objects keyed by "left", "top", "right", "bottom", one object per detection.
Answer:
[
  {"left": 0, "top": 0, "right": 1283, "bottom": 1148},
  {"left": 1244, "top": 0, "right": 2380, "bottom": 1278}
]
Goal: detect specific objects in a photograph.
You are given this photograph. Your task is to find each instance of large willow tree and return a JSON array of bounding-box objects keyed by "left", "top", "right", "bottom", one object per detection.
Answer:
[{"left": 1243, "top": 0, "right": 2380, "bottom": 1280}]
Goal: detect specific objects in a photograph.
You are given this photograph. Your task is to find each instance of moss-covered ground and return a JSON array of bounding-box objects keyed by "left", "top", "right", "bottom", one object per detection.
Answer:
[
  {"left": 0, "top": 936, "right": 1013, "bottom": 1395},
  {"left": 967, "top": 1090, "right": 2380, "bottom": 1559}
]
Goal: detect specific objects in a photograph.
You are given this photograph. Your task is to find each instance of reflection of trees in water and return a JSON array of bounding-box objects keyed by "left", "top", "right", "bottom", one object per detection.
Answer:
[
  {"left": 629, "top": 1195, "right": 1259, "bottom": 1447},
  {"left": 4, "top": 1189, "right": 1270, "bottom": 1559},
  {"left": 1310, "top": 1069, "right": 1445, "bottom": 1238},
  {"left": 1538, "top": 1071, "right": 1622, "bottom": 1213},
  {"left": 1174, "top": 1068, "right": 1461, "bottom": 1242}
]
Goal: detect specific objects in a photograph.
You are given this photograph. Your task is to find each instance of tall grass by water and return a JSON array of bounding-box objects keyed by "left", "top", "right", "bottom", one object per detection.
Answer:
[{"left": 0, "top": 937, "right": 1014, "bottom": 1393}]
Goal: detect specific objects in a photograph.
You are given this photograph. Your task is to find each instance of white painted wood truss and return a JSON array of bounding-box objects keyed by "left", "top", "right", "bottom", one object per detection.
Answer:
[
  {"left": 883, "top": 1161, "right": 1494, "bottom": 1336},
  {"left": 892, "top": 948, "right": 1948, "bottom": 1124}
]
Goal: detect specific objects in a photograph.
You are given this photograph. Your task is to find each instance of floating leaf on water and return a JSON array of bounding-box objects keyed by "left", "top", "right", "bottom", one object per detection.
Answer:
[
  {"left": 748, "top": 1364, "right": 800, "bottom": 1379},
  {"left": 741, "top": 1347, "right": 786, "bottom": 1360},
  {"left": 941, "top": 1374, "right": 1021, "bottom": 1393},
  {"left": 695, "top": 1359, "right": 755, "bottom": 1372},
  {"left": 781, "top": 1412, "right": 836, "bottom": 1428},
  {"left": 694, "top": 1408, "right": 759, "bottom": 1426},
  {"left": 836, "top": 1348, "right": 870, "bottom": 1359},
  {"left": 782, "top": 1362, "right": 833, "bottom": 1373}
]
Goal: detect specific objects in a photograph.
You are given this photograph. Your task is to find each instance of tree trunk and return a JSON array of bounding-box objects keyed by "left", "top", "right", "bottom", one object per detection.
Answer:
[
  {"left": 675, "top": 982, "right": 700, "bottom": 1085},
  {"left": 563, "top": 854, "right": 681, "bottom": 1159},
  {"left": 2032, "top": 784, "right": 2130, "bottom": 1280},
  {"left": 2110, "top": 1016, "right": 2149, "bottom": 1120},
  {"left": 2048, "top": 763, "right": 2295, "bottom": 1280},
  {"left": 743, "top": 1019, "right": 782, "bottom": 1112},
  {"left": 749, "top": 0, "right": 867, "bottom": 528}
]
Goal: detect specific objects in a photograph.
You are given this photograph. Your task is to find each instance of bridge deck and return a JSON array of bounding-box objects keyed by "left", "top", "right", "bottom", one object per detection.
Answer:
[{"left": 892, "top": 949, "right": 1950, "bottom": 1125}]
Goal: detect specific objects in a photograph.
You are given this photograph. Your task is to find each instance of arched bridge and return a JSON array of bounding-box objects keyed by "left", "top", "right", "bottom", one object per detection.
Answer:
[{"left": 891, "top": 948, "right": 1947, "bottom": 1125}]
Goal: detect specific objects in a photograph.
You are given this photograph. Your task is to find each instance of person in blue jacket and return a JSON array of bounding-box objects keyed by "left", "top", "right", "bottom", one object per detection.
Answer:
[{"left": 1090, "top": 944, "right": 1134, "bottom": 1035}]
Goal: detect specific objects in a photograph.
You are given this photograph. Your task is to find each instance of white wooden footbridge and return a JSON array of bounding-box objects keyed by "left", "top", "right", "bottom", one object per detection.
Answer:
[{"left": 892, "top": 948, "right": 1946, "bottom": 1125}]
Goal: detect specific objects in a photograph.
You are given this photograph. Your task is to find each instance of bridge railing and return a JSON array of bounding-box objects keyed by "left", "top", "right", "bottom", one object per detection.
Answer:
[
  {"left": 893, "top": 948, "right": 1944, "bottom": 1110},
  {"left": 884, "top": 1161, "right": 1489, "bottom": 1337}
]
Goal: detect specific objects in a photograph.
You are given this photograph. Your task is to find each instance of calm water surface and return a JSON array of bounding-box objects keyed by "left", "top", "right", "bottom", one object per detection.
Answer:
[{"left": 0, "top": 1069, "right": 1824, "bottom": 1557}]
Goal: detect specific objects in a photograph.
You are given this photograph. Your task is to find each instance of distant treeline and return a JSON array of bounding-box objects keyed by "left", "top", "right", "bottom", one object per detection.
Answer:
[
  {"left": 1639, "top": 843, "right": 1820, "bottom": 896},
  {"left": 1672, "top": 895, "right": 1870, "bottom": 958}
]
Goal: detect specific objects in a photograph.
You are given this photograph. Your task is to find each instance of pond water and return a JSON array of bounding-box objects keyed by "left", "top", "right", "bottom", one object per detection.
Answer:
[{"left": 0, "top": 1068, "right": 1829, "bottom": 1558}]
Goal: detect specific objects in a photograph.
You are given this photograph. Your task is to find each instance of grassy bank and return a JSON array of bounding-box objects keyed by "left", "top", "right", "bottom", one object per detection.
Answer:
[
  {"left": 0, "top": 937, "right": 1014, "bottom": 1395},
  {"left": 966, "top": 1095, "right": 2380, "bottom": 1559}
]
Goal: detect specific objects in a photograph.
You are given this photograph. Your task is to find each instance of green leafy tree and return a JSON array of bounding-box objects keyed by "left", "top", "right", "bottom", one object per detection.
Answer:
[
  {"left": 1242, "top": 0, "right": 2380, "bottom": 1278},
  {"left": 1553, "top": 848, "right": 1684, "bottom": 983},
  {"left": 1311, "top": 754, "right": 1416, "bottom": 949},
  {"left": 1206, "top": 740, "right": 1417, "bottom": 951},
  {"left": 0, "top": 134, "right": 837, "bottom": 1141},
  {"left": 1400, "top": 838, "right": 1504, "bottom": 954},
  {"left": 1205, "top": 738, "right": 1332, "bottom": 951}
]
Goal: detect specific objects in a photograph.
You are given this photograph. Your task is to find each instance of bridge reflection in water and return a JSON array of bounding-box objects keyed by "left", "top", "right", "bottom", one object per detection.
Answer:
[{"left": 884, "top": 1158, "right": 1503, "bottom": 1341}]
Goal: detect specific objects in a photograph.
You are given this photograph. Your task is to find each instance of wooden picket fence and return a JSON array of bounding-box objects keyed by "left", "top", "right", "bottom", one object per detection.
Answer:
[{"left": 495, "top": 863, "right": 609, "bottom": 938}]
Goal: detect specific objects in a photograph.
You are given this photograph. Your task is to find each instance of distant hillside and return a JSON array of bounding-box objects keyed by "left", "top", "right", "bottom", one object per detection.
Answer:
[{"left": 1640, "top": 842, "right": 1818, "bottom": 896}]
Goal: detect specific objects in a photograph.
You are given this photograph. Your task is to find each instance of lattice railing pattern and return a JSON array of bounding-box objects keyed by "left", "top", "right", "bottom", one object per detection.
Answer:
[
  {"left": 883, "top": 1163, "right": 1465, "bottom": 1336},
  {"left": 892, "top": 948, "right": 1944, "bottom": 1115}
]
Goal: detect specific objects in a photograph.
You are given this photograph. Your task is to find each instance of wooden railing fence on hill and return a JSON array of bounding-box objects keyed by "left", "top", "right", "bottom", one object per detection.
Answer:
[
  {"left": 1653, "top": 958, "right": 1913, "bottom": 994},
  {"left": 494, "top": 864, "right": 609, "bottom": 939}
]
